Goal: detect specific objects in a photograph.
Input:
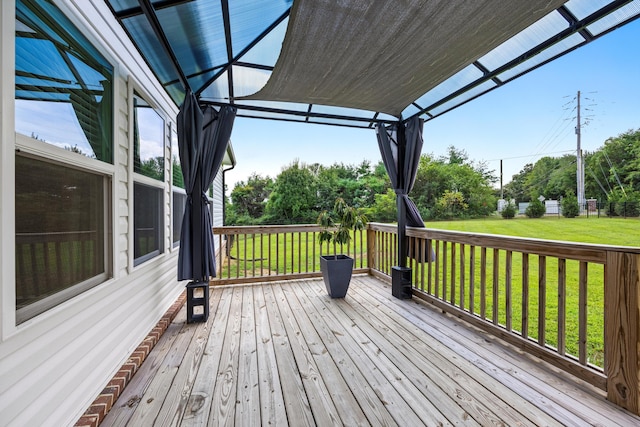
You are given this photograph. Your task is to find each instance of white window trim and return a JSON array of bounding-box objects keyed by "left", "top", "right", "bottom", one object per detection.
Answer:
[
  {"left": 3, "top": 0, "right": 120, "bottom": 334},
  {"left": 127, "top": 78, "right": 171, "bottom": 271}
]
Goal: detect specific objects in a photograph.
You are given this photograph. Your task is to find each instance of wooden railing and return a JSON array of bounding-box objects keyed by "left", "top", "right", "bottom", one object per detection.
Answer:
[
  {"left": 213, "top": 222, "right": 640, "bottom": 414},
  {"left": 212, "top": 225, "right": 367, "bottom": 285},
  {"left": 368, "top": 222, "right": 640, "bottom": 414}
]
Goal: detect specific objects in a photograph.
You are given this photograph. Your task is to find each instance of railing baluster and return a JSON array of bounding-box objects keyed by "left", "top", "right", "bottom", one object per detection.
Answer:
[
  {"left": 460, "top": 244, "right": 465, "bottom": 311},
  {"left": 493, "top": 248, "right": 499, "bottom": 325},
  {"left": 522, "top": 253, "right": 529, "bottom": 339},
  {"left": 506, "top": 250, "right": 512, "bottom": 332},
  {"left": 442, "top": 241, "right": 448, "bottom": 301},
  {"left": 450, "top": 242, "right": 456, "bottom": 305},
  {"left": 420, "top": 243, "right": 426, "bottom": 291},
  {"left": 558, "top": 258, "right": 567, "bottom": 355},
  {"left": 226, "top": 235, "right": 231, "bottom": 279},
  {"left": 480, "top": 247, "right": 487, "bottom": 319},
  {"left": 579, "top": 261, "right": 588, "bottom": 365},
  {"left": 259, "top": 233, "right": 264, "bottom": 276},
  {"left": 287, "top": 232, "right": 298, "bottom": 273},
  {"left": 469, "top": 245, "right": 475, "bottom": 315},
  {"left": 435, "top": 240, "right": 440, "bottom": 298},
  {"left": 276, "top": 233, "right": 280, "bottom": 275},
  {"left": 297, "top": 232, "right": 301, "bottom": 274},
  {"left": 359, "top": 229, "right": 364, "bottom": 269},
  {"left": 427, "top": 239, "right": 433, "bottom": 294},
  {"left": 252, "top": 234, "right": 256, "bottom": 277},
  {"left": 538, "top": 255, "right": 547, "bottom": 347}
]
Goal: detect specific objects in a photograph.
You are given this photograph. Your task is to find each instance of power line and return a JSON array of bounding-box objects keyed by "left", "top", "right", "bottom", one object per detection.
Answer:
[{"left": 487, "top": 149, "right": 574, "bottom": 162}]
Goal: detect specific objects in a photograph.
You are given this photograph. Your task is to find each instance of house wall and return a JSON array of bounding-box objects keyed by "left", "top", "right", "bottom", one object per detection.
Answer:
[{"left": 0, "top": 1, "right": 228, "bottom": 425}]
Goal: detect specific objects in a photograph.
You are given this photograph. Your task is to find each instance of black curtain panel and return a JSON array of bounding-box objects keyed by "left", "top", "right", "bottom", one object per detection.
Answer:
[
  {"left": 177, "top": 90, "right": 236, "bottom": 281},
  {"left": 376, "top": 117, "right": 426, "bottom": 266}
]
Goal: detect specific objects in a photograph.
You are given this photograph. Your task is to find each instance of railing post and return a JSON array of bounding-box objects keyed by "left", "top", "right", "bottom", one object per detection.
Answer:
[
  {"left": 367, "top": 226, "right": 376, "bottom": 272},
  {"left": 605, "top": 250, "right": 640, "bottom": 415}
]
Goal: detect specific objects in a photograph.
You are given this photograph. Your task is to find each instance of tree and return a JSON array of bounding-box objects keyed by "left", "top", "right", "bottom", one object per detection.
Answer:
[
  {"left": 364, "top": 188, "right": 397, "bottom": 223},
  {"left": 412, "top": 150, "right": 497, "bottom": 219},
  {"left": 140, "top": 156, "right": 164, "bottom": 181},
  {"left": 501, "top": 201, "right": 516, "bottom": 219},
  {"left": 522, "top": 156, "right": 575, "bottom": 201},
  {"left": 229, "top": 173, "right": 273, "bottom": 219},
  {"left": 265, "top": 161, "right": 318, "bottom": 223},
  {"left": 172, "top": 157, "right": 184, "bottom": 188},
  {"left": 586, "top": 129, "right": 640, "bottom": 200},
  {"left": 436, "top": 190, "right": 468, "bottom": 218},
  {"left": 525, "top": 198, "right": 545, "bottom": 218},
  {"left": 504, "top": 163, "right": 533, "bottom": 203},
  {"left": 561, "top": 193, "right": 580, "bottom": 218}
]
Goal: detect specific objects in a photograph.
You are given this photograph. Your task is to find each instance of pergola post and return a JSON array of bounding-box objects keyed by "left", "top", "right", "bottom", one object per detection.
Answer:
[{"left": 396, "top": 121, "right": 407, "bottom": 267}]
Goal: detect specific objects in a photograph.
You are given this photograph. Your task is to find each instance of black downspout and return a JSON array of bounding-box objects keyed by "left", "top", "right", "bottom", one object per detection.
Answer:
[{"left": 222, "top": 163, "right": 235, "bottom": 226}]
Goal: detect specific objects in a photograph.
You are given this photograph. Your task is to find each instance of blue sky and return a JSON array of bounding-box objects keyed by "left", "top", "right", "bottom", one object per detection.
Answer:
[{"left": 227, "top": 19, "right": 640, "bottom": 190}]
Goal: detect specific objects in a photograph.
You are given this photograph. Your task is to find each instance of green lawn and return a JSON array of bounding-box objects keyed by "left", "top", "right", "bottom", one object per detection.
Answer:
[{"left": 424, "top": 216, "right": 640, "bottom": 247}]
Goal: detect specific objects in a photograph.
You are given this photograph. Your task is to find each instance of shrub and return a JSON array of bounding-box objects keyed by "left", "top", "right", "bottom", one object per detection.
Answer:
[
  {"left": 561, "top": 194, "right": 580, "bottom": 218},
  {"left": 501, "top": 202, "right": 516, "bottom": 219},
  {"left": 525, "top": 199, "right": 545, "bottom": 218}
]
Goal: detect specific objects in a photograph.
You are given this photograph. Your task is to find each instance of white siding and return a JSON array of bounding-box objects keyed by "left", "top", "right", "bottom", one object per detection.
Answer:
[
  {"left": 212, "top": 169, "right": 225, "bottom": 228},
  {"left": 211, "top": 169, "right": 225, "bottom": 259},
  {"left": 0, "top": 1, "right": 194, "bottom": 425}
]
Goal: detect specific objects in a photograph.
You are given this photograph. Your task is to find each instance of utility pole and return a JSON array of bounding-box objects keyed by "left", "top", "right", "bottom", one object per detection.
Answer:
[
  {"left": 500, "top": 159, "right": 504, "bottom": 199},
  {"left": 576, "top": 90, "right": 585, "bottom": 213}
]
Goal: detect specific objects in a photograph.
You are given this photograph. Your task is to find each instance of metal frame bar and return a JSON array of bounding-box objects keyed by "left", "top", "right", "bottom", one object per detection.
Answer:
[
  {"left": 201, "top": 100, "right": 397, "bottom": 126},
  {"left": 406, "top": 0, "right": 636, "bottom": 125},
  {"left": 106, "top": 0, "right": 639, "bottom": 127},
  {"left": 138, "top": 0, "right": 190, "bottom": 92},
  {"left": 194, "top": 8, "right": 291, "bottom": 97}
]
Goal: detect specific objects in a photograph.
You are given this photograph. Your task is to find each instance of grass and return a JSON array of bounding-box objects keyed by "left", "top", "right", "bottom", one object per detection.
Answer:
[
  {"left": 423, "top": 215, "right": 640, "bottom": 247},
  {"left": 221, "top": 230, "right": 368, "bottom": 278}
]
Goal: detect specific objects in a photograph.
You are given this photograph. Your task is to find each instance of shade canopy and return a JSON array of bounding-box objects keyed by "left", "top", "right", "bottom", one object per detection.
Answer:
[
  {"left": 247, "top": 0, "right": 564, "bottom": 117},
  {"left": 105, "top": 0, "right": 640, "bottom": 127}
]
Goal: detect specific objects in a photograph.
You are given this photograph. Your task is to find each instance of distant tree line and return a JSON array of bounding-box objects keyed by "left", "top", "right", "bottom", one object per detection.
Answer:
[
  {"left": 503, "top": 129, "right": 640, "bottom": 213},
  {"left": 226, "top": 146, "right": 498, "bottom": 225}
]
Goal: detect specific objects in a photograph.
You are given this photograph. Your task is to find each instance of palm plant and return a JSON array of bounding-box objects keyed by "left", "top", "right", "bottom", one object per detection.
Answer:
[{"left": 317, "top": 198, "right": 367, "bottom": 257}]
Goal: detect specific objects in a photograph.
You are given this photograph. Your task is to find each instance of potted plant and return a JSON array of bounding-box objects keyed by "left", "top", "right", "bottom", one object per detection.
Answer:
[{"left": 317, "top": 198, "right": 367, "bottom": 298}]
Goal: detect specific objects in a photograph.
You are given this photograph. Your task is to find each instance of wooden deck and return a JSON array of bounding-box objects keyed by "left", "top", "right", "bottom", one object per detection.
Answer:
[{"left": 102, "top": 275, "right": 640, "bottom": 426}]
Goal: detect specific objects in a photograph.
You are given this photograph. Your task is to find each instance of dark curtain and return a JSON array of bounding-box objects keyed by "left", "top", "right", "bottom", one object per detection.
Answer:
[
  {"left": 376, "top": 117, "right": 425, "bottom": 266},
  {"left": 177, "top": 90, "right": 236, "bottom": 281}
]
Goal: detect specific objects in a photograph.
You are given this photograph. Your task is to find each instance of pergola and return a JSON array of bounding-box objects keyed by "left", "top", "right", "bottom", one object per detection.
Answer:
[
  {"left": 105, "top": 0, "right": 640, "bottom": 297},
  {"left": 106, "top": 0, "right": 640, "bottom": 128},
  {"left": 78, "top": 2, "right": 640, "bottom": 422}
]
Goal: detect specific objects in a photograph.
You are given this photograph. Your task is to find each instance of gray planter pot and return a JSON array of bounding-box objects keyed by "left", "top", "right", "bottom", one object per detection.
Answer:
[{"left": 320, "top": 255, "right": 354, "bottom": 298}]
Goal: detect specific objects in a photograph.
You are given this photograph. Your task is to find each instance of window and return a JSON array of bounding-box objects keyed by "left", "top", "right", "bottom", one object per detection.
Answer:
[
  {"left": 134, "top": 93, "right": 164, "bottom": 181},
  {"left": 171, "top": 128, "right": 185, "bottom": 247},
  {"left": 133, "top": 92, "right": 166, "bottom": 265},
  {"left": 15, "top": 155, "right": 110, "bottom": 323},
  {"left": 173, "top": 192, "right": 186, "bottom": 247},
  {"left": 171, "top": 128, "right": 184, "bottom": 189},
  {"left": 134, "top": 183, "right": 163, "bottom": 265},
  {"left": 15, "top": 0, "right": 113, "bottom": 163},
  {"left": 14, "top": 0, "right": 114, "bottom": 322}
]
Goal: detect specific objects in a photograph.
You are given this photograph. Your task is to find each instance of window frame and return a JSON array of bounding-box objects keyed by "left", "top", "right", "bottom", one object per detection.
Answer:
[
  {"left": 14, "top": 145, "right": 113, "bottom": 324},
  {"left": 11, "top": 0, "right": 117, "bottom": 325},
  {"left": 128, "top": 81, "right": 169, "bottom": 268},
  {"left": 171, "top": 123, "right": 185, "bottom": 250}
]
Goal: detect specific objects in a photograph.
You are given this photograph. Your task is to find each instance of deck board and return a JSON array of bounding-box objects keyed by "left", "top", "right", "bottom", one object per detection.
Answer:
[{"left": 102, "top": 275, "right": 640, "bottom": 426}]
